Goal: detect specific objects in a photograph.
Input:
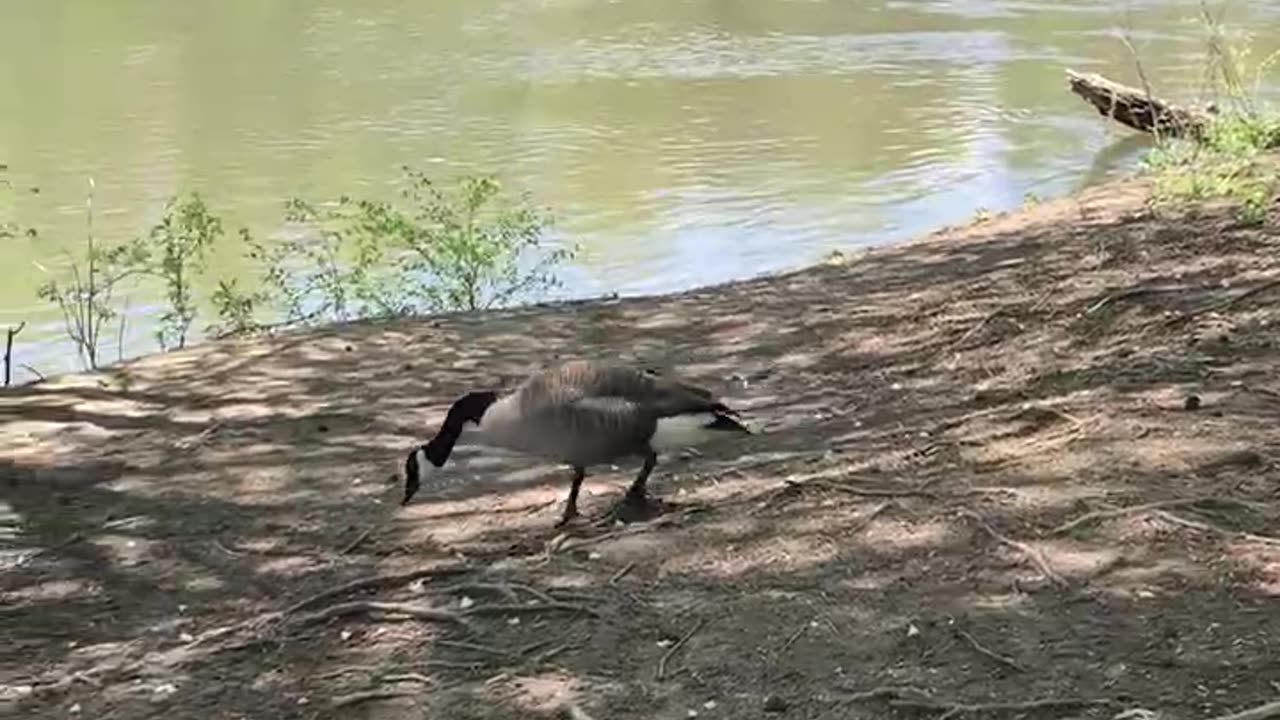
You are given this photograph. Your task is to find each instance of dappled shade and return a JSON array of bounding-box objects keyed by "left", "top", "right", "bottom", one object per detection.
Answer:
[{"left": 4, "top": 179, "right": 1280, "bottom": 719}]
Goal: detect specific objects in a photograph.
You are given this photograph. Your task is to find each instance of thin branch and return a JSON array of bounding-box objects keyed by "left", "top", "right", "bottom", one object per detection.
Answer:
[
  {"left": 562, "top": 703, "right": 599, "bottom": 720},
  {"left": 959, "top": 509, "right": 1068, "bottom": 588},
  {"left": 462, "top": 602, "right": 601, "bottom": 619},
  {"left": 1219, "top": 277, "right": 1280, "bottom": 311},
  {"left": 848, "top": 501, "right": 895, "bottom": 534},
  {"left": 289, "top": 601, "right": 476, "bottom": 633},
  {"left": 779, "top": 622, "right": 809, "bottom": 654},
  {"left": 1084, "top": 285, "right": 1189, "bottom": 316},
  {"left": 382, "top": 673, "right": 436, "bottom": 684},
  {"left": 786, "top": 478, "right": 937, "bottom": 499},
  {"left": 947, "top": 308, "right": 1007, "bottom": 351},
  {"left": 530, "top": 642, "right": 578, "bottom": 666},
  {"left": 282, "top": 565, "right": 471, "bottom": 615},
  {"left": 891, "top": 695, "right": 1113, "bottom": 719},
  {"left": 656, "top": 617, "right": 706, "bottom": 681},
  {"left": 339, "top": 528, "right": 374, "bottom": 554},
  {"left": 610, "top": 561, "right": 637, "bottom": 584},
  {"left": 556, "top": 517, "right": 681, "bottom": 554},
  {"left": 330, "top": 689, "right": 422, "bottom": 708},
  {"left": 1154, "top": 510, "right": 1280, "bottom": 547},
  {"left": 435, "top": 640, "right": 513, "bottom": 658},
  {"left": 835, "top": 686, "right": 932, "bottom": 703},
  {"left": 1204, "top": 698, "right": 1280, "bottom": 720},
  {"left": 954, "top": 628, "right": 1025, "bottom": 672},
  {"left": 1174, "top": 277, "right": 1280, "bottom": 325},
  {"left": 837, "top": 686, "right": 1112, "bottom": 718},
  {"left": 1049, "top": 497, "right": 1221, "bottom": 535},
  {"left": 442, "top": 576, "right": 558, "bottom": 604}
]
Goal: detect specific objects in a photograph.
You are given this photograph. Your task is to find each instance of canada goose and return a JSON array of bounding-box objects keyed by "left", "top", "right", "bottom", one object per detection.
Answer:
[{"left": 402, "top": 359, "right": 752, "bottom": 526}]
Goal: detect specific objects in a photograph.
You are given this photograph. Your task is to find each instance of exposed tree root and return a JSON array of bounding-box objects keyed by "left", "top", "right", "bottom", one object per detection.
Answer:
[{"left": 960, "top": 509, "right": 1067, "bottom": 588}]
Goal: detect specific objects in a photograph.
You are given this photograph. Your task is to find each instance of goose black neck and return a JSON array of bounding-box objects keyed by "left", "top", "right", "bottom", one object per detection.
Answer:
[{"left": 423, "top": 390, "right": 498, "bottom": 466}]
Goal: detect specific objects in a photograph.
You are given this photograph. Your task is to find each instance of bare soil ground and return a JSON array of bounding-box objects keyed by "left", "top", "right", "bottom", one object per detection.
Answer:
[{"left": 5, "top": 179, "right": 1280, "bottom": 720}]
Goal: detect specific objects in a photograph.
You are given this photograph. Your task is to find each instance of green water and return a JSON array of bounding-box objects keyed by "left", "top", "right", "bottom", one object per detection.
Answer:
[{"left": 2, "top": 0, "right": 1277, "bottom": 383}]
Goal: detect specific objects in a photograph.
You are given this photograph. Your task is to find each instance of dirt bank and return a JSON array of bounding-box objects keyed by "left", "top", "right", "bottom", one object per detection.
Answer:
[{"left": 4, "top": 177, "right": 1280, "bottom": 720}]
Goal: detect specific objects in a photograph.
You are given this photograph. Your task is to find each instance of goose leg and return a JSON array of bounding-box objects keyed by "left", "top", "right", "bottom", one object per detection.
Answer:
[
  {"left": 556, "top": 465, "right": 586, "bottom": 528},
  {"left": 598, "top": 451, "right": 664, "bottom": 525},
  {"left": 625, "top": 451, "right": 658, "bottom": 501}
]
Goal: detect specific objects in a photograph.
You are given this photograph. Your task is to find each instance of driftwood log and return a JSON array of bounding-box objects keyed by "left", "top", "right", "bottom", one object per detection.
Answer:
[{"left": 1066, "top": 69, "right": 1213, "bottom": 141}]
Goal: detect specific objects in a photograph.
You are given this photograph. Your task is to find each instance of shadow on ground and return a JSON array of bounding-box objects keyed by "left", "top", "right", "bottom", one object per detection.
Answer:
[{"left": 3, "top": 179, "right": 1280, "bottom": 720}]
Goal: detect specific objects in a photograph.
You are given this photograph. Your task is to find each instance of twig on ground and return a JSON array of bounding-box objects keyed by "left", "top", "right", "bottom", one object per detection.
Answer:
[
  {"left": 954, "top": 628, "right": 1025, "bottom": 672},
  {"left": 1204, "top": 698, "right": 1280, "bottom": 720},
  {"left": 212, "top": 539, "right": 245, "bottom": 557},
  {"left": 779, "top": 622, "right": 809, "bottom": 654},
  {"left": 180, "top": 617, "right": 278, "bottom": 652},
  {"left": 340, "top": 528, "right": 373, "bottom": 554},
  {"left": 948, "top": 309, "right": 1007, "bottom": 350},
  {"left": 436, "top": 640, "right": 513, "bottom": 658},
  {"left": 1174, "top": 277, "right": 1280, "bottom": 325},
  {"left": 518, "top": 639, "right": 555, "bottom": 657},
  {"left": 1154, "top": 511, "right": 1280, "bottom": 547},
  {"left": 563, "top": 703, "right": 599, "bottom": 720},
  {"left": 330, "top": 689, "right": 422, "bottom": 708},
  {"left": 1084, "top": 285, "right": 1188, "bottom": 316},
  {"left": 838, "top": 686, "right": 1112, "bottom": 719},
  {"left": 1029, "top": 287, "right": 1057, "bottom": 314},
  {"left": 1050, "top": 497, "right": 1217, "bottom": 535},
  {"left": 556, "top": 518, "right": 680, "bottom": 554},
  {"left": 317, "top": 665, "right": 375, "bottom": 680},
  {"left": 282, "top": 564, "right": 470, "bottom": 615},
  {"left": 960, "top": 509, "right": 1068, "bottom": 588},
  {"left": 610, "top": 561, "right": 637, "bottom": 584},
  {"left": 848, "top": 502, "right": 894, "bottom": 534},
  {"left": 1220, "top": 278, "right": 1280, "bottom": 312},
  {"left": 507, "top": 582, "right": 562, "bottom": 605},
  {"left": 463, "top": 602, "right": 602, "bottom": 619},
  {"left": 15, "top": 532, "right": 85, "bottom": 568},
  {"left": 443, "top": 582, "right": 521, "bottom": 602},
  {"left": 524, "top": 498, "right": 559, "bottom": 515},
  {"left": 442, "top": 580, "right": 578, "bottom": 606},
  {"left": 382, "top": 673, "right": 435, "bottom": 684},
  {"left": 1244, "top": 384, "right": 1280, "bottom": 402},
  {"left": 892, "top": 695, "right": 1113, "bottom": 720},
  {"left": 317, "top": 660, "right": 488, "bottom": 680},
  {"left": 530, "top": 642, "right": 578, "bottom": 666},
  {"left": 418, "top": 660, "right": 485, "bottom": 671},
  {"left": 289, "top": 601, "right": 476, "bottom": 632},
  {"left": 787, "top": 478, "right": 938, "bottom": 499},
  {"left": 835, "top": 686, "right": 932, "bottom": 703},
  {"left": 657, "top": 618, "right": 706, "bottom": 681}
]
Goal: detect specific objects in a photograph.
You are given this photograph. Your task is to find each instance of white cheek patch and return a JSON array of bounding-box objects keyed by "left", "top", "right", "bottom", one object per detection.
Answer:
[{"left": 414, "top": 448, "right": 435, "bottom": 484}]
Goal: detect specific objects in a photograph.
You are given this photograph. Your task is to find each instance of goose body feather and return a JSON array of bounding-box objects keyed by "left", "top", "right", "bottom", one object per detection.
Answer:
[
  {"left": 403, "top": 359, "right": 751, "bottom": 524},
  {"left": 464, "top": 360, "right": 740, "bottom": 463}
]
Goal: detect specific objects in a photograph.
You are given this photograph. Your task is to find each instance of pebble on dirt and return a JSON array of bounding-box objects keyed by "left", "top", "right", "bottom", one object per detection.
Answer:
[{"left": 763, "top": 695, "right": 788, "bottom": 713}]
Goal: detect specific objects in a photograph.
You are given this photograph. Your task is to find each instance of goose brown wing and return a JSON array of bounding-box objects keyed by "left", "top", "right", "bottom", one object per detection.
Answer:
[
  {"left": 548, "top": 395, "right": 656, "bottom": 464},
  {"left": 516, "top": 360, "right": 735, "bottom": 419}
]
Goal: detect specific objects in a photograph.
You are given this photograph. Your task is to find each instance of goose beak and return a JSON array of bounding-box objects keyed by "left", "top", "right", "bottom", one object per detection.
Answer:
[{"left": 402, "top": 447, "right": 431, "bottom": 505}]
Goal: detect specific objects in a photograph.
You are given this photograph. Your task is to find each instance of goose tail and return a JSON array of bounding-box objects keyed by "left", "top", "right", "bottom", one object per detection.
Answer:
[{"left": 707, "top": 404, "right": 752, "bottom": 434}]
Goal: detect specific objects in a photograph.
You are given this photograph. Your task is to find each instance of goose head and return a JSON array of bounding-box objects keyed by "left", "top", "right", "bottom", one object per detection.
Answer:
[{"left": 402, "top": 390, "right": 498, "bottom": 505}]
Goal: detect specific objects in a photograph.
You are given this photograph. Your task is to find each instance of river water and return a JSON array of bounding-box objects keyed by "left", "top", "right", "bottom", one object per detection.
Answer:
[{"left": 2, "top": 0, "right": 1277, "bottom": 383}]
